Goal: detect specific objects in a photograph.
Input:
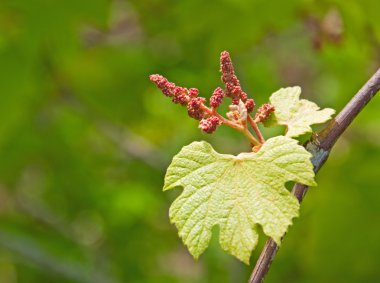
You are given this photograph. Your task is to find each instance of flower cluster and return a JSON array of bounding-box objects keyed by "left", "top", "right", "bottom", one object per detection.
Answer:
[
  {"left": 220, "top": 51, "right": 248, "bottom": 104},
  {"left": 149, "top": 51, "right": 275, "bottom": 144},
  {"left": 149, "top": 74, "right": 222, "bottom": 133},
  {"left": 226, "top": 102, "right": 247, "bottom": 122},
  {"left": 187, "top": 97, "right": 206, "bottom": 120},
  {"left": 149, "top": 74, "right": 199, "bottom": 106},
  {"left": 245, "top": 99, "right": 255, "bottom": 113},
  {"left": 210, "top": 87, "right": 224, "bottom": 108},
  {"left": 199, "top": 116, "right": 222, "bottom": 133},
  {"left": 255, "top": 103, "right": 275, "bottom": 123}
]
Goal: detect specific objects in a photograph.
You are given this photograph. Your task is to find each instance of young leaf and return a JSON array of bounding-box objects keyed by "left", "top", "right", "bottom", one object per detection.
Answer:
[
  {"left": 268, "top": 87, "right": 335, "bottom": 137},
  {"left": 164, "top": 136, "right": 316, "bottom": 264}
]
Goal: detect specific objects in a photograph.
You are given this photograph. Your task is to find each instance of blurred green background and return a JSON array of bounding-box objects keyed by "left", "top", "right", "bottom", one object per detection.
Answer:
[{"left": 0, "top": 0, "right": 379, "bottom": 282}]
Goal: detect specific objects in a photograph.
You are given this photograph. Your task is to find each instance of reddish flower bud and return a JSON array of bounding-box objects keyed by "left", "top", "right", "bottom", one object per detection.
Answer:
[
  {"left": 188, "top": 109, "right": 204, "bottom": 120},
  {"left": 232, "top": 98, "right": 240, "bottom": 105},
  {"left": 188, "top": 97, "right": 205, "bottom": 109},
  {"left": 151, "top": 75, "right": 166, "bottom": 87},
  {"left": 166, "top": 82, "right": 176, "bottom": 90},
  {"left": 162, "top": 88, "right": 171, "bottom": 96},
  {"left": 231, "top": 86, "right": 242, "bottom": 96},
  {"left": 240, "top": 92, "right": 248, "bottom": 102},
  {"left": 172, "top": 93, "right": 190, "bottom": 105},
  {"left": 187, "top": 97, "right": 206, "bottom": 120},
  {"left": 150, "top": 74, "right": 164, "bottom": 84},
  {"left": 255, "top": 103, "right": 275, "bottom": 123},
  {"left": 226, "top": 83, "right": 234, "bottom": 93},
  {"left": 245, "top": 99, "right": 255, "bottom": 113},
  {"left": 173, "top": 87, "right": 185, "bottom": 95},
  {"left": 199, "top": 116, "right": 221, "bottom": 134},
  {"left": 210, "top": 87, "right": 224, "bottom": 108},
  {"left": 150, "top": 74, "right": 176, "bottom": 97},
  {"left": 189, "top": 88, "right": 199, "bottom": 97}
]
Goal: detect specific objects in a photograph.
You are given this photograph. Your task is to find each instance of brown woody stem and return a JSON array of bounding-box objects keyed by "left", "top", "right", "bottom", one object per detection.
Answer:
[{"left": 248, "top": 67, "right": 380, "bottom": 283}]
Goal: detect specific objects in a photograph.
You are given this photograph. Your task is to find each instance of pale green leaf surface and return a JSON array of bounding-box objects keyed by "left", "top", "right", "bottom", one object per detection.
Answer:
[
  {"left": 269, "top": 87, "right": 335, "bottom": 137},
  {"left": 164, "top": 136, "right": 316, "bottom": 264}
]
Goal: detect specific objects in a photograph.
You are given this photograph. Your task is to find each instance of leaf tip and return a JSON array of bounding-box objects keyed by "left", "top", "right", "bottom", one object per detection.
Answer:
[
  {"left": 241, "top": 257, "right": 250, "bottom": 265},
  {"left": 309, "top": 179, "right": 318, "bottom": 187}
]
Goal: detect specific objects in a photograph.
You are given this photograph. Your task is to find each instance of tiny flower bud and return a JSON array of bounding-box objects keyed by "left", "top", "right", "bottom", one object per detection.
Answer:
[
  {"left": 157, "top": 81, "right": 166, "bottom": 89},
  {"left": 226, "top": 83, "right": 235, "bottom": 93},
  {"left": 210, "top": 87, "right": 224, "bottom": 108},
  {"left": 162, "top": 88, "right": 172, "bottom": 96},
  {"left": 189, "top": 88, "right": 199, "bottom": 97},
  {"left": 187, "top": 97, "right": 206, "bottom": 120},
  {"left": 240, "top": 92, "right": 248, "bottom": 102},
  {"left": 245, "top": 99, "right": 255, "bottom": 113},
  {"left": 150, "top": 74, "right": 163, "bottom": 83},
  {"left": 172, "top": 93, "right": 190, "bottom": 105},
  {"left": 255, "top": 103, "right": 275, "bottom": 123},
  {"left": 188, "top": 97, "right": 205, "bottom": 109},
  {"left": 199, "top": 116, "right": 221, "bottom": 134},
  {"left": 166, "top": 82, "right": 176, "bottom": 90},
  {"left": 231, "top": 86, "right": 242, "bottom": 96},
  {"left": 149, "top": 74, "right": 175, "bottom": 97},
  {"left": 173, "top": 87, "right": 185, "bottom": 96},
  {"left": 232, "top": 98, "right": 240, "bottom": 105}
]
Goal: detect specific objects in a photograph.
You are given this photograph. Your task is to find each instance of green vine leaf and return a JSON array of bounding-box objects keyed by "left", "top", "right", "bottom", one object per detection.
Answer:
[
  {"left": 268, "top": 86, "right": 335, "bottom": 137},
  {"left": 164, "top": 136, "right": 316, "bottom": 264}
]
